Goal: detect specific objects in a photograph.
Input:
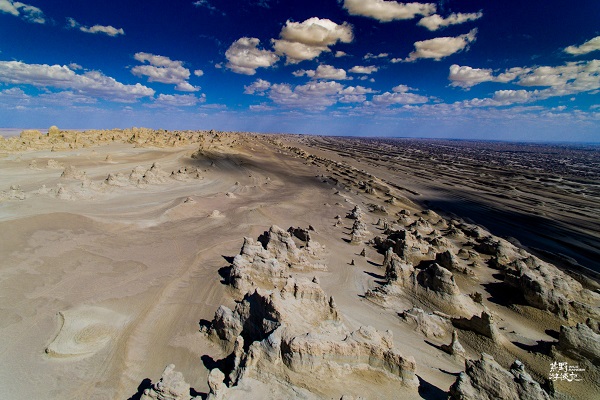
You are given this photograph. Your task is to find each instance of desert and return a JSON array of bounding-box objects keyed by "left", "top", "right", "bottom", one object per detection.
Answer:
[{"left": 0, "top": 127, "right": 598, "bottom": 399}]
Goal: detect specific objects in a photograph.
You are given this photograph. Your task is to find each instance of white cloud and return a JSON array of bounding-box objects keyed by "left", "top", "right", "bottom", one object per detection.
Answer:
[
  {"left": 151, "top": 93, "right": 206, "bottom": 107},
  {"left": 279, "top": 17, "right": 353, "bottom": 46},
  {"left": 564, "top": 36, "right": 600, "bottom": 56},
  {"left": 131, "top": 52, "right": 199, "bottom": 92},
  {"left": 272, "top": 17, "right": 353, "bottom": 64},
  {"left": 449, "top": 64, "right": 495, "bottom": 88},
  {"left": 244, "top": 78, "right": 271, "bottom": 95},
  {"left": 335, "top": 51, "right": 348, "bottom": 57},
  {"left": 131, "top": 64, "right": 187, "bottom": 84},
  {"left": 81, "top": 25, "right": 124, "bottom": 37},
  {"left": 295, "top": 64, "right": 350, "bottom": 80},
  {"left": 392, "top": 84, "right": 411, "bottom": 93},
  {"left": 364, "top": 52, "right": 388, "bottom": 59},
  {"left": 245, "top": 79, "right": 378, "bottom": 109},
  {"left": 269, "top": 80, "right": 344, "bottom": 110},
  {"left": 417, "top": 12, "right": 482, "bottom": 31},
  {"left": 339, "top": 85, "right": 377, "bottom": 103},
  {"left": 372, "top": 92, "right": 429, "bottom": 105},
  {"left": 134, "top": 52, "right": 182, "bottom": 68},
  {"left": 405, "top": 28, "right": 477, "bottom": 61},
  {"left": 349, "top": 65, "right": 378, "bottom": 74},
  {"left": 249, "top": 103, "right": 275, "bottom": 112},
  {"left": 0, "top": 0, "right": 45, "bottom": 24},
  {"left": 342, "top": 0, "right": 436, "bottom": 22},
  {"left": 67, "top": 17, "right": 124, "bottom": 36},
  {"left": 194, "top": 69, "right": 204, "bottom": 77},
  {"left": 225, "top": 37, "right": 279, "bottom": 75},
  {"left": 0, "top": 60, "right": 155, "bottom": 102},
  {"left": 449, "top": 60, "right": 600, "bottom": 99},
  {"left": 175, "top": 82, "right": 201, "bottom": 92},
  {"left": 192, "top": 0, "right": 222, "bottom": 14},
  {"left": 450, "top": 60, "right": 600, "bottom": 108}
]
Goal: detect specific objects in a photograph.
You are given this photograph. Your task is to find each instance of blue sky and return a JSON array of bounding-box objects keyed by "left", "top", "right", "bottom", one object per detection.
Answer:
[{"left": 1, "top": 0, "right": 599, "bottom": 141}]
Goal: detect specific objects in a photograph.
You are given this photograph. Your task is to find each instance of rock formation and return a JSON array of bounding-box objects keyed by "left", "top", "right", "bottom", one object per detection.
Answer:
[
  {"left": 449, "top": 354, "right": 550, "bottom": 400},
  {"left": 503, "top": 255, "right": 599, "bottom": 319},
  {"left": 346, "top": 205, "right": 363, "bottom": 220},
  {"left": 227, "top": 226, "right": 325, "bottom": 293},
  {"left": 441, "top": 330, "right": 466, "bottom": 357},
  {"left": 202, "top": 277, "right": 418, "bottom": 397},
  {"left": 556, "top": 320, "right": 600, "bottom": 363},
  {"left": 399, "top": 307, "right": 452, "bottom": 339},
  {"left": 349, "top": 218, "right": 369, "bottom": 244},
  {"left": 140, "top": 364, "right": 192, "bottom": 400},
  {"left": 452, "top": 311, "right": 502, "bottom": 342}
]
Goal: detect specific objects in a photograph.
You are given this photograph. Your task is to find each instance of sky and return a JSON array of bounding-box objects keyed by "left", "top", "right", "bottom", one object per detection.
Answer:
[{"left": 0, "top": 0, "right": 599, "bottom": 142}]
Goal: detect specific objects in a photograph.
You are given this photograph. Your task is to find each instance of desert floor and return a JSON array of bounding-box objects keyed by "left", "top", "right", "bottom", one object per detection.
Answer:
[{"left": 0, "top": 131, "right": 598, "bottom": 399}]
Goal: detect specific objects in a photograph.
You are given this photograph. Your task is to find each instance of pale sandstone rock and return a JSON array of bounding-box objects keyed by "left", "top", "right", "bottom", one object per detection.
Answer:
[
  {"left": 441, "top": 330, "right": 466, "bottom": 357},
  {"left": 449, "top": 354, "right": 550, "bottom": 400},
  {"left": 452, "top": 311, "right": 501, "bottom": 342},
  {"left": 140, "top": 364, "right": 193, "bottom": 400},
  {"left": 557, "top": 321, "right": 600, "bottom": 363}
]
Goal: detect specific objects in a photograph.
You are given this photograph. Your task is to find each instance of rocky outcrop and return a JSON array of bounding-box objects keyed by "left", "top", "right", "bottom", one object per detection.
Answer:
[
  {"left": 202, "top": 277, "right": 418, "bottom": 397},
  {"left": 557, "top": 320, "right": 600, "bottom": 363},
  {"left": 435, "top": 250, "right": 473, "bottom": 275},
  {"left": 350, "top": 219, "right": 369, "bottom": 244},
  {"left": 416, "top": 263, "right": 461, "bottom": 297},
  {"left": 206, "top": 369, "right": 226, "bottom": 400},
  {"left": 346, "top": 205, "right": 363, "bottom": 220},
  {"left": 227, "top": 226, "right": 326, "bottom": 293},
  {"left": 383, "top": 248, "right": 414, "bottom": 286},
  {"left": 504, "top": 255, "right": 599, "bottom": 319},
  {"left": 399, "top": 307, "right": 451, "bottom": 338},
  {"left": 449, "top": 354, "right": 550, "bottom": 400},
  {"left": 441, "top": 330, "right": 466, "bottom": 357},
  {"left": 373, "top": 228, "right": 433, "bottom": 266},
  {"left": 140, "top": 364, "right": 193, "bottom": 400},
  {"left": 452, "top": 311, "right": 501, "bottom": 342}
]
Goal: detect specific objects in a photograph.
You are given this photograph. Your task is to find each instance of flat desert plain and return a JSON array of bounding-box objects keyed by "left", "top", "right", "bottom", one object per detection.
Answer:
[{"left": 0, "top": 128, "right": 599, "bottom": 400}]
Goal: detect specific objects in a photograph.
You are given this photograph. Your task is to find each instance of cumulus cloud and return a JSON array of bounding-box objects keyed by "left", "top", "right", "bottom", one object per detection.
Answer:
[
  {"left": 335, "top": 51, "right": 348, "bottom": 57},
  {"left": 268, "top": 80, "right": 344, "bottom": 110},
  {"left": 449, "top": 60, "right": 600, "bottom": 97},
  {"left": 349, "top": 65, "right": 378, "bottom": 74},
  {"left": 564, "top": 36, "right": 600, "bottom": 56},
  {"left": 194, "top": 69, "right": 204, "bottom": 77},
  {"left": 372, "top": 84, "right": 428, "bottom": 105},
  {"left": 151, "top": 93, "right": 206, "bottom": 107},
  {"left": 66, "top": 17, "right": 124, "bottom": 37},
  {"left": 405, "top": 28, "right": 477, "bottom": 61},
  {"left": 295, "top": 64, "right": 350, "bottom": 80},
  {"left": 449, "top": 65, "right": 504, "bottom": 88},
  {"left": 245, "top": 77, "right": 378, "bottom": 109},
  {"left": 244, "top": 78, "right": 271, "bottom": 95},
  {"left": 225, "top": 37, "right": 279, "bottom": 75},
  {"left": 451, "top": 60, "right": 600, "bottom": 107},
  {"left": 272, "top": 17, "right": 353, "bottom": 64},
  {"left": 342, "top": 0, "right": 435, "bottom": 22},
  {"left": 0, "top": 60, "right": 154, "bottom": 102},
  {"left": 339, "top": 85, "right": 377, "bottom": 103},
  {"left": 131, "top": 52, "right": 200, "bottom": 92},
  {"left": 417, "top": 12, "right": 482, "bottom": 31},
  {"left": 0, "top": 0, "right": 45, "bottom": 24}
]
